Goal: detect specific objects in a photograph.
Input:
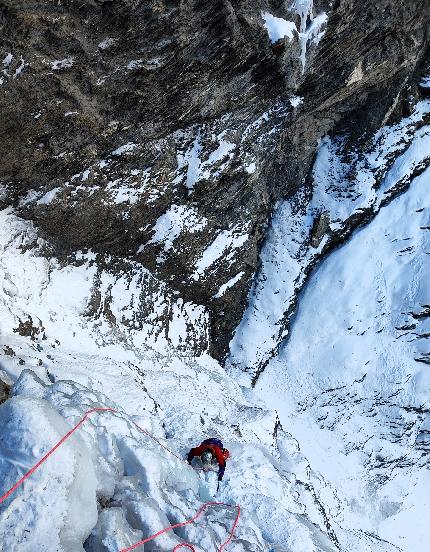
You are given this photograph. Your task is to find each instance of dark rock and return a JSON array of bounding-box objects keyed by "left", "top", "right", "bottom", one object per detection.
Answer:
[
  {"left": 3, "top": 345, "right": 16, "bottom": 357},
  {"left": 0, "top": 379, "right": 10, "bottom": 404},
  {"left": 310, "top": 211, "right": 330, "bottom": 248}
]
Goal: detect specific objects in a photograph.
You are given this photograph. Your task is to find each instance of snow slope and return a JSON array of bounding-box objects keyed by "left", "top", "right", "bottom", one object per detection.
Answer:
[{"left": 254, "top": 161, "right": 430, "bottom": 551}]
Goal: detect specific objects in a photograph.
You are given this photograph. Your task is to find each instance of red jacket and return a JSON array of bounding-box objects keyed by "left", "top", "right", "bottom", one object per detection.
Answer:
[{"left": 187, "top": 444, "right": 226, "bottom": 479}]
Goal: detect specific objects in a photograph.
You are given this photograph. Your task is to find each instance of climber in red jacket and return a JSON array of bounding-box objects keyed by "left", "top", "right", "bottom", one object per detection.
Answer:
[{"left": 187, "top": 438, "right": 230, "bottom": 489}]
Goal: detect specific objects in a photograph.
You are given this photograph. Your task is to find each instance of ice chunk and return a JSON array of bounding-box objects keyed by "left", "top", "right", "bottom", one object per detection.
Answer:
[
  {"left": 85, "top": 508, "right": 142, "bottom": 552},
  {"left": 261, "top": 12, "right": 296, "bottom": 43},
  {"left": 0, "top": 395, "right": 98, "bottom": 552}
]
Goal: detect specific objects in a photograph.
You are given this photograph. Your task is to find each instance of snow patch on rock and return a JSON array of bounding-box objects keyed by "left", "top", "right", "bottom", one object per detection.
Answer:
[
  {"left": 192, "top": 229, "right": 249, "bottom": 280},
  {"left": 51, "top": 57, "right": 74, "bottom": 70},
  {"left": 143, "top": 204, "right": 208, "bottom": 257}
]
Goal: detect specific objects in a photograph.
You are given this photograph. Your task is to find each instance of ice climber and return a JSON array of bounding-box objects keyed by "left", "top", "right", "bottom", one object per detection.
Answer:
[{"left": 187, "top": 438, "right": 230, "bottom": 490}]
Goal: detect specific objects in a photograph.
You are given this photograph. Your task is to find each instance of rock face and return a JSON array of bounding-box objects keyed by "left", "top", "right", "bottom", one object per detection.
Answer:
[
  {"left": 0, "top": 379, "right": 9, "bottom": 404},
  {"left": 1, "top": 0, "right": 429, "bottom": 360}
]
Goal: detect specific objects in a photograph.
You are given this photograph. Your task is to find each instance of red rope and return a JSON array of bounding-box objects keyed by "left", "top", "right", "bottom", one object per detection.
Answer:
[
  {"left": 0, "top": 408, "right": 240, "bottom": 551},
  {"left": 119, "top": 502, "right": 241, "bottom": 552}
]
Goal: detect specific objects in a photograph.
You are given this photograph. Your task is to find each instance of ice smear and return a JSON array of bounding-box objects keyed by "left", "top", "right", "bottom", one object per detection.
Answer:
[{"left": 184, "top": 131, "right": 203, "bottom": 191}]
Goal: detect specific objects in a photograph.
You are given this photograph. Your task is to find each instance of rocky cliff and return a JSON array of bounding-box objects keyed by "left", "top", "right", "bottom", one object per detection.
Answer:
[{"left": 1, "top": 0, "right": 429, "bottom": 359}]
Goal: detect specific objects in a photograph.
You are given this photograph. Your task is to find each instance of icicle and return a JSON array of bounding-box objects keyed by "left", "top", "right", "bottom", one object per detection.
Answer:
[{"left": 289, "top": 0, "right": 327, "bottom": 72}]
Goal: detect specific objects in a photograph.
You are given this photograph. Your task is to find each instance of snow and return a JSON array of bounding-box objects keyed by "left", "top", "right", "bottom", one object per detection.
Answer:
[
  {"left": 51, "top": 57, "right": 74, "bottom": 70},
  {"left": 228, "top": 99, "right": 430, "bottom": 379},
  {"left": 419, "top": 75, "right": 430, "bottom": 89},
  {"left": 175, "top": 129, "right": 237, "bottom": 192},
  {"left": 192, "top": 229, "right": 248, "bottom": 280},
  {"left": 127, "top": 59, "right": 144, "bottom": 70},
  {"left": 244, "top": 161, "right": 256, "bottom": 174},
  {"left": 205, "top": 140, "right": 235, "bottom": 167},
  {"left": 141, "top": 204, "right": 208, "bottom": 257},
  {"left": 1, "top": 53, "right": 26, "bottom": 81},
  {"left": 290, "top": 95, "right": 304, "bottom": 107},
  {"left": 3, "top": 53, "right": 12, "bottom": 67},
  {"left": 241, "top": 112, "right": 270, "bottom": 141},
  {"left": 1, "top": 71, "right": 429, "bottom": 552},
  {"left": 213, "top": 272, "right": 244, "bottom": 299},
  {"left": 111, "top": 143, "right": 137, "bottom": 156},
  {"left": 0, "top": 208, "right": 208, "bottom": 356},
  {"left": 0, "top": 364, "right": 343, "bottom": 552},
  {"left": 37, "top": 187, "right": 60, "bottom": 205},
  {"left": 0, "top": 206, "right": 365, "bottom": 552},
  {"left": 261, "top": 12, "right": 296, "bottom": 44},
  {"left": 105, "top": 179, "right": 141, "bottom": 205},
  {"left": 98, "top": 38, "right": 116, "bottom": 50},
  {"left": 255, "top": 165, "right": 430, "bottom": 551},
  {"left": 14, "top": 57, "right": 25, "bottom": 77}
]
